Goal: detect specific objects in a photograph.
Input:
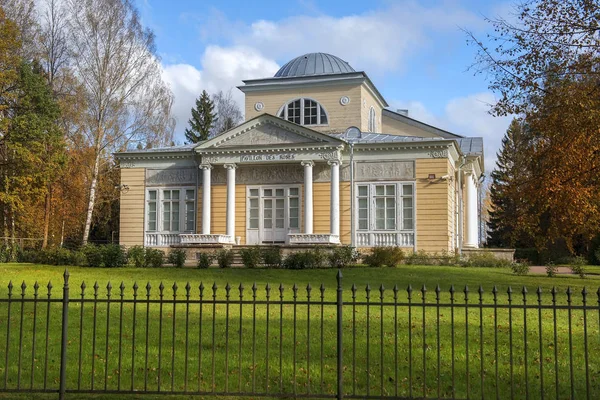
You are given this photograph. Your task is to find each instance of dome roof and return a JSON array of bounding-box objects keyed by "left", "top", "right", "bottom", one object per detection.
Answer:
[{"left": 274, "top": 53, "right": 355, "bottom": 78}]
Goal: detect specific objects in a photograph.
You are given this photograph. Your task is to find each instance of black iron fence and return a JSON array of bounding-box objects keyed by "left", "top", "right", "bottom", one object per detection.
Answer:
[{"left": 0, "top": 270, "right": 598, "bottom": 399}]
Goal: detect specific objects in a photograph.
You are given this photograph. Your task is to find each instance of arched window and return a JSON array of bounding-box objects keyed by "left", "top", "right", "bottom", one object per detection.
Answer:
[
  {"left": 368, "top": 106, "right": 377, "bottom": 132},
  {"left": 277, "top": 98, "right": 328, "bottom": 126}
]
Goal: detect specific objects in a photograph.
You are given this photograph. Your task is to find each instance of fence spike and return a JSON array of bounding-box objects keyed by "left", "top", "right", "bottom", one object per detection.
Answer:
[
  {"left": 581, "top": 287, "right": 587, "bottom": 303},
  {"left": 566, "top": 286, "right": 573, "bottom": 303},
  {"left": 145, "top": 282, "right": 151, "bottom": 296},
  {"left": 351, "top": 283, "right": 357, "bottom": 298},
  {"left": 238, "top": 283, "right": 244, "bottom": 296},
  {"left": 522, "top": 286, "right": 528, "bottom": 296},
  {"left": 33, "top": 281, "right": 39, "bottom": 297},
  {"left": 596, "top": 287, "right": 600, "bottom": 304},
  {"left": 265, "top": 283, "right": 271, "bottom": 297},
  {"left": 107, "top": 282, "right": 112, "bottom": 297},
  {"left": 306, "top": 283, "right": 312, "bottom": 296},
  {"left": 225, "top": 283, "right": 231, "bottom": 295},
  {"left": 292, "top": 284, "right": 298, "bottom": 299},
  {"left": 336, "top": 269, "right": 343, "bottom": 280},
  {"left": 406, "top": 284, "right": 412, "bottom": 293},
  {"left": 92, "top": 281, "right": 98, "bottom": 297},
  {"left": 159, "top": 282, "right": 164, "bottom": 295},
  {"left": 173, "top": 282, "right": 178, "bottom": 298},
  {"left": 212, "top": 282, "right": 218, "bottom": 297},
  {"left": 464, "top": 285, "right": 469, "bottom": 301},
  {"left": 380, "top": 284, "right": 385, "bottom": 300},
  {"left": 393, "top": 284, "right": 399, "bottom": 300},
  {"left": 421, "top": 284, "right": 426, "bottom": 296},
  {"left": 185, "top": 282, "right": 191, "bottom": 297},
  {"left": 279, "top": 283, "right": 284, "bottom": 299},
  {"left": 120, "top": 282, "right": 125, "bottom": 296},
  {"left": 63, "top": 269, "right": 69, "bottom": 282},
  {"left": 199, "top": 282, "right": 204, "bottom": 297},
  {"left": 507, "top": 286, "right": 513, "bottom": 302},
  {"left": 133, "top": 282, "right": 138, "bottom": 296},
  {"left": 8, "top": 280, "right": 13, "bottom": 295},
  {"left": 21, "top": 281, "right": 26, "bottom": 296}
]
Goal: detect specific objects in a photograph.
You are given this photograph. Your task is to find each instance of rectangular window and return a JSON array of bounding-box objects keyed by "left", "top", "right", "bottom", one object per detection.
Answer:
[
  {"left": 356, "top": 182, "right": 414, "bottom": 232},
  {"left": 357, "top": 185, "right": 369, "bottom": 230},
  {"left": 147, "top": 188, "right": 195, "bottom": 234},
  {"left": 287, "top": 100, "right": 301, "bottom": 124},
  {"left": 289, "top": 187, "right": 299, "bottom": 229},
  {"left": 304, "top": 99, "right": 318, "bottom": 125},
  {"left": 147, "top": 190, "right": 157, "bottom": 231}
]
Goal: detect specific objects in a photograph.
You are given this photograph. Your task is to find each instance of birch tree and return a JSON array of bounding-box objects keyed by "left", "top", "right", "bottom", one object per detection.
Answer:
[{"left": 67, "top": 0, "right": 174, "bottom": 243}]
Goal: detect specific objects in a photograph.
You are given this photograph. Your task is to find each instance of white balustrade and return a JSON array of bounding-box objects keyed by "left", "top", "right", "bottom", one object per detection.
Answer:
[
  {"left": 355, "top": 232, "right": 414, "bottom": 247},
  {"left": 145, "top": 233, "right": 182, "bottom": 247}
]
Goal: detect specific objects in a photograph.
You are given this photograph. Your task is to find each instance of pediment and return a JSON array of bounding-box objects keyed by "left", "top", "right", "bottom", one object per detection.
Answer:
[
  {"left": 216, "top": 123, "right": 312, "bottom": 147},
  {"left": 195, "top": 114, "right": 344, "bottom": 150}
]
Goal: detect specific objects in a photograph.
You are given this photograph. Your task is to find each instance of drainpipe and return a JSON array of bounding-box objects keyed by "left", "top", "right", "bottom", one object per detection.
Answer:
[
  {"left": 456, "top": 156, "right": 467, "bottom": 256},
  {"left": 349, "top": 142, "right": 355, "bottom": 247}
]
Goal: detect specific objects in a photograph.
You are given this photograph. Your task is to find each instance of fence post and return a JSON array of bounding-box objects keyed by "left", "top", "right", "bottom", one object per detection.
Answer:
[
  {"left": 336, "top": 270, "right": 343, "bottom": 400},
  {"left": 59, "top": 270, "right": 70, "bottom": 400}
]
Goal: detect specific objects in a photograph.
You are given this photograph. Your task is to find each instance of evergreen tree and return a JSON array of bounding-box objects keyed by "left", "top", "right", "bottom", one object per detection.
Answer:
[
  {"left": 185, "top": 90, "right": 216, "bottom": 143},
  {"left": 487, "top": 118, "right": 532, "bottom": 248}
]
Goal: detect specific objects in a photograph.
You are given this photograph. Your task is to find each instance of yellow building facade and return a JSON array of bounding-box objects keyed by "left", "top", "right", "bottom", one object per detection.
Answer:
[{"left": 116, "top": 53, "right": 484, "bottom": 253}]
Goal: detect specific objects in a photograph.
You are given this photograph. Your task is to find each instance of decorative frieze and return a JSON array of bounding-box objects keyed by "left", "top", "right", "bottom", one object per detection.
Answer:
[
  {"left": 145, "top": 168, "right": 197, "bottom": 186},
  {"left": 215, "top": 124, "right": 310, "bottom": 147},
  {"left": 240, "top": 153, "right": 296, "bottom": 162},
  {"left": 354, "top": 161, "right": 414, "bottom": 181},
  {"left": 428, "top": 149, "right": 448, "bottom": 158}
]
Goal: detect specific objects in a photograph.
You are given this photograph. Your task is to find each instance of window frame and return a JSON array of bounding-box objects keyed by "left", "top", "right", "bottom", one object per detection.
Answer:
[
  {"left": 277, "top": 98, "right": 329, "bottom": 126},
  {"left": 145, "top": 187, "right": 196, "bottom": 235},
  {"left": 355, "top": 181, "right": 415, "bottom": 232}
]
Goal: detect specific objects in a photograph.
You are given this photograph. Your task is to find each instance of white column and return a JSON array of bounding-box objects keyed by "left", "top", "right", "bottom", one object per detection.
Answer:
[
  {"left": 464, "top": 172, "right": 478, "bottom": 248},
  {"left": 329, "top": 160, "right": 340, "bottom": 239},
  {"left": 301, "top": 161, "right": 314, "bottom": 234},
  {"left": 200, "top": 164, "right": 212, "bottom": 234},
  {"left": 225, "top": 164, "right": 237, "bottom": 240}
]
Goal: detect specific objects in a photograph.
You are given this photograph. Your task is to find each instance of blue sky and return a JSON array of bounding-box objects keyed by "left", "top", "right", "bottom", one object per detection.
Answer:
[{"left": 137, "top": 0, "right": 516, "bottom": 174}]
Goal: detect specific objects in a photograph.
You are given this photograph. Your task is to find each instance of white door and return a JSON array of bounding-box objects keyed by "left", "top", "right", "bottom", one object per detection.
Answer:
[{"left": 246, "top": 186, "right": 300, "bottom": 244}]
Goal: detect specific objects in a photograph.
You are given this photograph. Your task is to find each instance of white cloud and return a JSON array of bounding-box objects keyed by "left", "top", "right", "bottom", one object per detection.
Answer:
[
  {"left": 229, "top": 3, "right": 484, "bottom": 75},
  {"left": 162, "top": 46, "right": 279, "bottom": 141}
]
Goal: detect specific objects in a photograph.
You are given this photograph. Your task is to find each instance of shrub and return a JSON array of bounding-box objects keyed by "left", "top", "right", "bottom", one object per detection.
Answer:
[
  {"left": 216, "top": 249, "right": 234, "bottom": 269},
  {"left": 460, "top": 252, "right": 513, "bottom": 268},
  {"left": 167, "top": 249, "right": 187, "bottom": 268},
  {"left": 128, "top": 246, "right": 147, "bottom": 268},
  {"left": 0, "top": 243, "right": 20, "bottom": 263},
  {"left": 282, "top": 250, "right": 325, "bottom": 270},
  {"left": 510, "top": 262, "right": 530, "bottom": 276},
  {"left": 404, "top": 249, "right": 429, "bottom": 265},
  {"left": 545, "top": 262, "right": 558, "bottom": 278},
  {"left": 569, "top": 256, "right": 586, "bottom": 278},
  {"left": 261, "top": 247, "right": 282, "bottom": 269},
  {"left": 328, "top": 246, "right": 359, "bottom": 269},
  {"left": 438, "top": 249, "right": 460, "bottom": 266},
  {"left": 102, "top": 244, "right": 128, "bottom": 268},
  {"left": 514, "top": 248, "right": 540, "bottom": 265},
  {"left": 145, "top": 248, "right": 164, "bottom": 268},
  {"left": 363, "top": 247, "right": 404, "bottom": 268},
  {"left": 240, "top": 247, "right": 262, "bottom": 268},
  {"left": 197, "top": 253, "right": 213, "bottom": 269},
  {"left": 81, "top": 244, "right": 104, "bottom": 267}
]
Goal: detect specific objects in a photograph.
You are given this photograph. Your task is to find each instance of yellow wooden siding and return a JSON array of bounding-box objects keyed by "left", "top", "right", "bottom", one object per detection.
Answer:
[
  {"left": 360, "top": 86, "right": 383, "bottom": 132},
  {"left": 211, "top": 185, "right": 227, "bottom": 236},
  {"left": 340, "top": 182, "right": 351, "bottom": 244},
  {"left": 244, "top": 85, "right": 362, "bottom": 133},
  {"left": 119, "top": 168, "right": 145, "bottom": 247},
  {"left": 236, "top": 185, "right": 246, "bottom": 244},
  {"left": 313, "top": 182, "right": 331, "bottom": 234},
  {"left": 381, "top": 116, "right": 442, "bottom": 138},
  {"left": 310, "top": 182, "right": 350, "bottom": 244},
  {"left": 415, "top": 159, "right": 450, "bottom": 252}
]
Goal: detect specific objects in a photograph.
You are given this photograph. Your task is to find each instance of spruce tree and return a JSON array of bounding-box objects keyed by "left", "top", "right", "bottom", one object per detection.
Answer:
[
  {"left": 185, "top": 90, "right": 216, "bottom": 143},
  {"left": 487, "top": 118, "right": 531, "bottom": 248}
]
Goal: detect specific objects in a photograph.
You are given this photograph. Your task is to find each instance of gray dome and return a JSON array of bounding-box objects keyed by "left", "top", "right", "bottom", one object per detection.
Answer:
[{"left": 274, "top": 53, "right": 355, "bottom": 78}]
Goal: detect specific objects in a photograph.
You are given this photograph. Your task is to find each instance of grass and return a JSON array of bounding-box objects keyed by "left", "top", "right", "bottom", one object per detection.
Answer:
[{"left": 0, "top": 263, "right": 598, "bottom": 399}]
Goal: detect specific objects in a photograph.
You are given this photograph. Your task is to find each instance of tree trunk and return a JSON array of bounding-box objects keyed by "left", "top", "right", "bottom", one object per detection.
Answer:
[
  {"left": 42, "top": 187, "right": 52, "bottom": 248},
  {"left": 82, "top": 150, "right": 100, "bottom": 244}
]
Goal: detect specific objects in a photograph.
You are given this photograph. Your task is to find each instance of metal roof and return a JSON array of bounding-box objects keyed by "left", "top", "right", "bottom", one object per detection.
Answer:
[
  {"left": 332, "top": 132, "right": 484, "bottom": 157},
  {"left": 456, "top": 137, "right": 484, "bottom": 156},
  {"left": 114, "top": 143, "right": 198, "bottom": 156},
  {"left": 274, "top": 53, "right": 355, "bottom": 78}
]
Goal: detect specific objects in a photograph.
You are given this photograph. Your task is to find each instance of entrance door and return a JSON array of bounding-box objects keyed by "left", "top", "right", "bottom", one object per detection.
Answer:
[{"left": 247, "top": 186, "right": 300, "bottom": 244}]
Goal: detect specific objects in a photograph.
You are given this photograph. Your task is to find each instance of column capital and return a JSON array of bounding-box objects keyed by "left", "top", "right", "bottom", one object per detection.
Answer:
[
  {"left": 199, "top": 164, "right": 213, "bottom": 170},
  {"left": 224, "top": 163, "right": 237, "bottom": 170},
  {"left": 301, "top": 160, "right": 315, "bottom": 168},
  {"left": 327, "top": 159, "right": 341, "bottom": 167}
]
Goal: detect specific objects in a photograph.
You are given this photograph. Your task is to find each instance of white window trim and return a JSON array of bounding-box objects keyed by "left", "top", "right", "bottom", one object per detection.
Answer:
[
  {"left": 277, "top": 97, "right": 329, "bottom": 126},
  {"left": 144, "top": 187, "right": 196, "bottom": 235},
  {"left": 355, "top": 181, "right": 415, "bottom": 233}
]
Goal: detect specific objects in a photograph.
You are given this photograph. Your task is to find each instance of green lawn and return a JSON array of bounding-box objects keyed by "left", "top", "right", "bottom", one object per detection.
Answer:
[{"left": 0, "top": 263, "right": 598, "bottom": 399}]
